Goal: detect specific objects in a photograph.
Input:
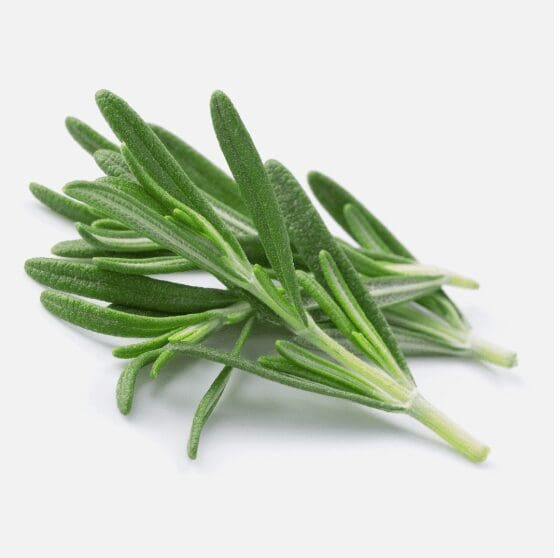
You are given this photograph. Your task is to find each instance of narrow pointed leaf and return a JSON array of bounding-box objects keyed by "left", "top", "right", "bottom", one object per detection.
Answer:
[
  {"left": 51, "top": 238, "right": 170, "bottom": 259},
  {"left": 94, "top": 255, "right": 198, "bottom": 275},
  {"left": 40, "top": 291, "right": 210, "bottom": 337},
  {"left": 307, "top": 171, "right": 412, "bottom": 258},
  {"left": 29, "top": 183, "right": 98, "bottom": 224},
  {"left": 26, "top": 258, "right": 236, "bottom": 313},
  {"left": 343, "top": 204, "right": 392, "bottom": 252},
  {"left": 116, "top": 349, "right": 161, "bottom": 415},
  {"left": 77, "top": 223, "right": 163, "bottom": 253},
  {"left": 113, "top": 330, "right": 182, "bottom": 359},
  {"left": 65, "top": 116, "right": 119, "bottom": 154},
  {"left": 188, "top": 318, "right": 255, "bottom": 459},
  {"left": 91, "top": 218, "right": 129, "bottom": 230},
  {"left": 210, "top": 91, "right": 306, "bottom": 323}
]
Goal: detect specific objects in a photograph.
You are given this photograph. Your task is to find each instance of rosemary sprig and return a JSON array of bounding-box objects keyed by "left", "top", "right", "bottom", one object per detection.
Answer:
[
  {"left": 53, "top": 89, "right": 488, "bottom": 462},
  {"left": 26, "top": 89, "right": 515, "bottom": 462}
]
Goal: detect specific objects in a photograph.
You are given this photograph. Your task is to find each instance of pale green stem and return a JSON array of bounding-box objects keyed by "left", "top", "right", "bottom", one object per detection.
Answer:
[
  {"left": 408, "top": 393, "right": 490, "bottom": 463},
  {"left": 384, "top": 263, "right": 479, "bottom": 290},
  {"left": 469, "top": 335, "right": 518, "bottom": 368}
]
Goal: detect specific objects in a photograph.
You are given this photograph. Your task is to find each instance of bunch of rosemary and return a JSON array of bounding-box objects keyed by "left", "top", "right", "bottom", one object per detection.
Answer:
[{"left": 25, "top": 89, "right": 516, "bottom": 462}]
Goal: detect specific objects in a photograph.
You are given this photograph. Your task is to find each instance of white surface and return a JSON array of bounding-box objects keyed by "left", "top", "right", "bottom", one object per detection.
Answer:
[{"left": 1, "top": 1, "right": 553, "bottom": 556}]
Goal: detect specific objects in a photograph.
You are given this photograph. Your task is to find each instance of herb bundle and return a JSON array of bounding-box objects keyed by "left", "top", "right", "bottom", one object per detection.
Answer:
[{"left": 26, "top": 89, "right": 516, "bottom": 462}]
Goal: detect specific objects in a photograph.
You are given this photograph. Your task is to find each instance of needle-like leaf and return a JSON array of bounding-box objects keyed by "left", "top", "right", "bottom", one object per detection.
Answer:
[
  {"left": 91, "top": 218, "right": 129, "bottom": 230},
  {"left": 77, "top": 223, "right": 163, "bottom": 253},
  {"left": 308, "top": 171, "right": 412, "bottom": 257},
  {"left": 51, "top": 238, "right": 170, "bottom": 259},
  {"left": 210, "top": 91, "right": 306, "bottom": 323},
  {"left": 26, "top": 258, "right": 236, "bottom": 313},
  {"left": 40, "top": 291, "right": 212, "bottom": 337},
  {"left": 65, "top": 116, "right": 119, "bottom": 155},
  {"left": 29, "top": 183, "right": 98, "bottom": 224},
  {"left": 116, "top": 349, "right": 161, "bottom": 415},
  {"left": 187, "top": 317, "right": 255, "bottom": 459},
  {"left": 93, "top": 255, "right": 198, "bottom": 275}
]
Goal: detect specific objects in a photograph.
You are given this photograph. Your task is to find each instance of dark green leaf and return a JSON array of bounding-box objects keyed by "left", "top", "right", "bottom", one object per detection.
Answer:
[
  {"left": 51, "top": 238, "right": 170, "bottom": 259},
  {"left": 210, "top": 91, "right": 306, "bottom": 323},
  {"left": 116, "top": 349, "right": 161, "bottom": 415},
  {"left": 40, "top": 291, "right": 208, "bottom": 337},
  {"left": 308, "top": 171, "right": 413, "bottom": 258},
  {"left": 94, "top": 255, "right": 197, "bottom": 275},
  {"left": 26, "top": 257, "right": 236, "bottom": 313},
  {"left": 65, "top": 116, "right": 119, "bottom": 154},
  {"left": 93, "top": 149, "right": 133, "bottom": 178},
  {"left": 188, "top": 317, "right": 255, "bottom": 459},
  {"left": 29, "top": 183, "right": 98, "bottom": 224}
]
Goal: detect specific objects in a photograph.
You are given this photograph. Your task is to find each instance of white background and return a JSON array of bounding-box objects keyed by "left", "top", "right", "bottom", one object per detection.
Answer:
[{"left": 1, "top": 1, "right": 554, "bottom": 556}]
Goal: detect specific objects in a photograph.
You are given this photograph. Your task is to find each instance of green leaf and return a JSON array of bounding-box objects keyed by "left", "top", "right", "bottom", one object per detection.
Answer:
[
  {"left": 95, "top": 89, "right": 245, "bottom": 260},
  {"left": 29, "top": 183, "right": 98, "bottom": 224},
  {"left": 116, "top": 349, "right": 161, "bottom": 415},
  {"left": 113, "top": 329, "right": 184, "bottom": 359},
  {"left": 167, "top": 341, "right": 404, "bottom": 412},
  {"left": 93, "top": 255, "right": 197, "bottom": 275},
  {"left": 40, "top": 291, "right": 210, "bottom": 337},
  {"left": 91, "top": 218, "right": 129, "bottom": 230},
  {"left": 96, "top": 175, "right": 167, "bottom": 214},
  {"left": 210, "top": 91, "right": 306, "bottom": 323},
  {"left": 51, "top": 238, "right": 170, "bottom": 259},
  {"left": 265, "top": 159, "right": 412, "bottom": 381},
  {"left": 77, "top": 223, "right": 162, "bottom": 253},
  {"left": 151, "top": 123, "right": 246, "bottom": 214},
  {"left": 343, "top": 204, "right": 392, "bottom": 253},
  {"left": 307, "top": 171, "right": 412, "bottom": 258},
  {"left": 93, "top": 149, "right": 133, "bottom": 179},
  {"left": 26, "top": 258, "right": 236, "bottom": 313},
  {"left": 187, "top": 318, "right": 255, "bottom": 459},
  {"left": 416, "top": 291, "right": 467, "bottom": 329},
  {"left": 296, "top": 271, "right": 355, "bottom": 339},
  {"left": 65, "top": 116, "right": 119, "bottom": 155}
]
